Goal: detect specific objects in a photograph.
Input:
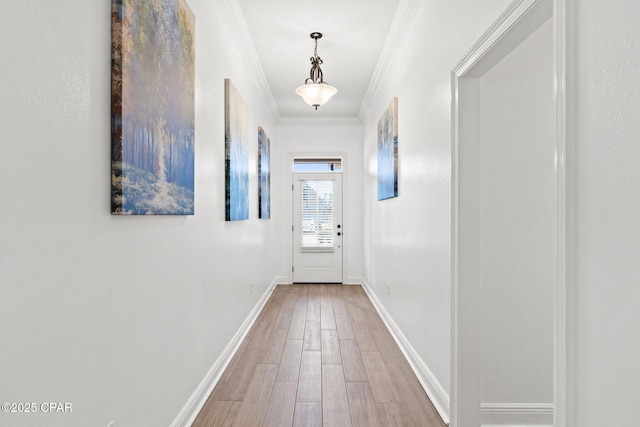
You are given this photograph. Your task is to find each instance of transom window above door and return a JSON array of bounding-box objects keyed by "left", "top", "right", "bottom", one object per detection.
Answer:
[{"left": 293, "top": 158, "right": 342, "bottom": 172}]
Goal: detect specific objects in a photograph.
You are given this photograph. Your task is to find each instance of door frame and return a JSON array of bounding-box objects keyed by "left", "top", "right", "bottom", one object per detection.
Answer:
[
  {"left": 286, "top": 152, "right": 349, "bottom": 285},
  {"left": 451, "top": 0, "right": 567, "bottom": 425}
]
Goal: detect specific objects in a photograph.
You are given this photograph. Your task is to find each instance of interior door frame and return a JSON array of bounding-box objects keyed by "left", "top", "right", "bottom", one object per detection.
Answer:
[{"left": 450, "top": 0, "right": 567, "bottom": 425}]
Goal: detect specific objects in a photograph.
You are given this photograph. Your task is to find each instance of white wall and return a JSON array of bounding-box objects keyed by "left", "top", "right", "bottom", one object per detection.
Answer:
[
  {"left": 479, "top": 17, "right": 555, "bottom": 406},
  {"left": 569, "top": 0, "right": 640, "bottom": 425},
  {"left": 3, "top": 0, "right": 638, "bottom": 425},
  {"left": 361, "top": 0, "right": 513, "bottom": 404},
  {"left": 0, "top": 1, "right": 277, "bottom": 426},
  {"left": 273, "top": 121, "right": 364, "bottom": 284}
]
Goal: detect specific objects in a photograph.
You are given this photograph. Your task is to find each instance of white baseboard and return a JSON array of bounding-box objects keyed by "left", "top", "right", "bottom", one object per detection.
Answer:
[
  {"left": 346, "top": 277, "right": 364, "bottom": 285},
  {"left": 272, "top": 276, "right": 290, "bottom": 288},
  {"left": 360, "top": 279, "right": 451, "bottom": 425},
  {"left": 171, "top": 280, "right": 275, "bottom": 427},
  {"left": 483, "top": 425, "right": 552, "bottom": 427},
  {"left": 481, "top": 402, "right": 554, "bottom": 426}
]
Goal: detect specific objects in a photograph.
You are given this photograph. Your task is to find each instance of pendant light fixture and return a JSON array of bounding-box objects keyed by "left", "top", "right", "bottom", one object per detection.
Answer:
[{"left": 295, "top": 32, "right": 337, "bottom": 110}]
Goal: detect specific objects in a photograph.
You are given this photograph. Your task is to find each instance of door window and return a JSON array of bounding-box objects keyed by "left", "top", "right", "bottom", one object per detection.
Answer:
[{"left": 300, "top": 180, "right": 334, "bottom": 251}]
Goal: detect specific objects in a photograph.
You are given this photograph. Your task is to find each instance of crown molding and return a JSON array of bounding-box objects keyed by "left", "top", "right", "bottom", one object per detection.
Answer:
[
  {"left": 358, "top": 0, "right": 422, "bottom": 120},
  {"left": 216, "top": 0, "right": 280, "bottom": 118}
]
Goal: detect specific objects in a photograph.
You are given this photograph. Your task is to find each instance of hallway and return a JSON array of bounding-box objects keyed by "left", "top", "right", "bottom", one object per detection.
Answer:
[
  {"left": 4, "top": 0, "right": 640, "bottom": 425},
  {"left": 193, "top": 284, "right": 445, "bottom": 426}
]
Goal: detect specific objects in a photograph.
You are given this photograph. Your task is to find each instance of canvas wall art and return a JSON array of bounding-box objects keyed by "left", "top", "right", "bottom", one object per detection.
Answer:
[
  {"left": 377, "top": 98, "right": 398, "bottom": 200},
  {"left": 111, "top": 0, "right": 195, "bottom": 215},
  {"left": 225, "top": 79, "right": 250, "bottom": 221},
  {"left": 258, "top": 127, "right": 271, "bottom": 219}
]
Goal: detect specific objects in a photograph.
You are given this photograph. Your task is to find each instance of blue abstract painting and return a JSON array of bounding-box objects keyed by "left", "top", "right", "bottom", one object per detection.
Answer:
[
  {"left": 258, "top": 127, "right": 271, "bottom": 219},
  {"left": 378, "top": 98, "right": 398, "bottom": 200},
  {"left": 111, "top": 0, "right": 195, "bottom": 215},
  {"left": 225, "top": 79, "right": 250, "bottom": 221}
]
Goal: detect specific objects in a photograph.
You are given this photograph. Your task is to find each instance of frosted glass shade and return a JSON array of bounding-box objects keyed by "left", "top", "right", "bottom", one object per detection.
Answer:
[{"left": 295, "top": 83, "right": 337, "bottom": 108}]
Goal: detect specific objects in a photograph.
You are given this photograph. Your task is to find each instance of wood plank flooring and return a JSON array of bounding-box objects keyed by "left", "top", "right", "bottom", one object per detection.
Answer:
[{"left": 193, "top": 284, "right": 445, "bottom": 427}]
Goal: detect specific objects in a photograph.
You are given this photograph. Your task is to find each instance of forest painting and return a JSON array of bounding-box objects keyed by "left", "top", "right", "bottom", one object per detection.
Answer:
[
  {"left": 111, "top": 0, "right": 195, "bottom": 215},
  {"left": 258, "top": 127, "right": 271, "bottom": 219},
  {"left": 378, "top": 98, "right": 398, "bottom": 200},
  {"left": 225, "top": 79, "right": 250, "bottom": 221}
]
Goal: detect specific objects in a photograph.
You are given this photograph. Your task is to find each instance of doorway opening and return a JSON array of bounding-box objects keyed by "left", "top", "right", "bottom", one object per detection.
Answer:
[{"left": 451, "top": 0, "right": 566, "bottom": 425}]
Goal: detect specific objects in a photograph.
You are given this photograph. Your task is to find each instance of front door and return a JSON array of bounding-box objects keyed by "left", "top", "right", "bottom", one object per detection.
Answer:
[{"left": 292, "top": 173, "right": 343, "bottom": 283}]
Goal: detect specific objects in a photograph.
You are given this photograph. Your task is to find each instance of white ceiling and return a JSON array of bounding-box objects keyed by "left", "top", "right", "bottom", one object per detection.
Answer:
[{"left": 237, "top": 0, "right": 401, "bottom": 119}]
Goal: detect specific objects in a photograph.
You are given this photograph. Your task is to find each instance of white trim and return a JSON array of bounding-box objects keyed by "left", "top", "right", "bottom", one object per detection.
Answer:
[
  {"left": 361, "top": 279, "right": 450, "bottom": 425},
  {"left": 272, "top": 276, "right": 290, "bottom": 288},
  {"left": 216, "top": 0, "right": 280, "bottom": 118},
  {"left": 170, "top": 282, "right": 275, "bottom": 427},
  {"left": 451, "top": 0, "right": 566, "bottom": 425},
  {"left": 346, "top": 277, "right": 364, "bottom": 285},
  {"left": 481, "top": 402, "right": 554, "bottom": 426},
  {"left": 552, "top": 1, "right": 568, "bottom": 426},
  {"left": 483, "top": 425, "right": 552, "bottom": 427},
  {"left": 481, "top": 403, "right": 554, "bottom": 413},
  {"left": 358, "top": 0, "right": 422, "bottom": 120},
  {"left": 452, "top": 0, "right": 548, "bottom": 77}
]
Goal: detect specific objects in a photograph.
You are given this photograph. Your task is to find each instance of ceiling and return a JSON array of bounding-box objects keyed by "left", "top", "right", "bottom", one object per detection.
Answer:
[{"left": 237, "top": 0, "right": 401, "bottom": 119}]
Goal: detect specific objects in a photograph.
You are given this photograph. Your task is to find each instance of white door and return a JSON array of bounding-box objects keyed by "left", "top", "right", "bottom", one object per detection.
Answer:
[{"left": 292, "top": 173, "right": 343, "bottom": 283}]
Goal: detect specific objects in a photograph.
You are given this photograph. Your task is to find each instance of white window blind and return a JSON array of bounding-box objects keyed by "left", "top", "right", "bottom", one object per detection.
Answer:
[{"left": 300, "top": 180, "right": 334, "bottom": 251}]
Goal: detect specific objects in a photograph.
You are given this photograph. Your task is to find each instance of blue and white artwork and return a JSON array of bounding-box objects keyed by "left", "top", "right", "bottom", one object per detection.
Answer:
[
  {"left": 258, "top": 127, "right": 271, "bottom": 219},
  {"left": 111, "top": 0, "right": 195, "bottom": 215},
  {"left": 378, "top": 98, "right": 398, "bottom": 200},
  {"left": 225, "top": 79, "right": 250, "bottom": 221}
]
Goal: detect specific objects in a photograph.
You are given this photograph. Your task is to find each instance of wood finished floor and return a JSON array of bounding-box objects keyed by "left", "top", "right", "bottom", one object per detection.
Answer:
[{"left": 193, "top": 284, "right": 445, "bottom": 427}]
